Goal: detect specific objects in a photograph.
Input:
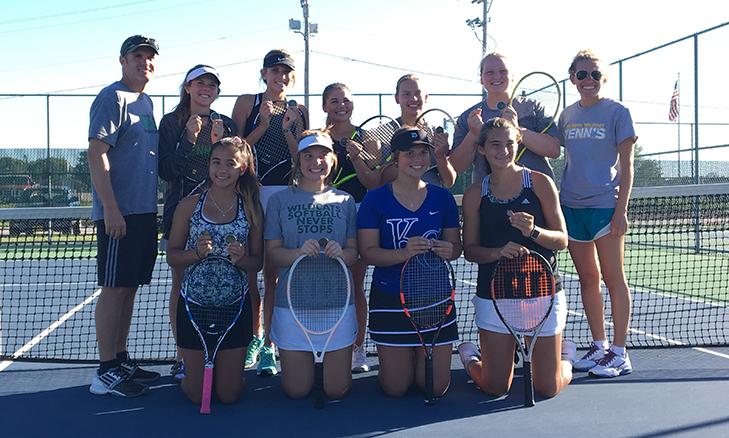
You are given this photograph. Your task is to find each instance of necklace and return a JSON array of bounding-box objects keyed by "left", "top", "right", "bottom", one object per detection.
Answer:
[{"left": 208, "top": 193, "right": 236, "bottom": 217}]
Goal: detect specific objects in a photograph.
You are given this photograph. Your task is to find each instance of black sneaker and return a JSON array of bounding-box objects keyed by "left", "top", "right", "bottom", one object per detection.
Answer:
[
  {"left": 89, "top": 367, "right": 149, "bottom": 397},
  {"left": 120, "top": 359, "right": 161, "bottom": 384}
]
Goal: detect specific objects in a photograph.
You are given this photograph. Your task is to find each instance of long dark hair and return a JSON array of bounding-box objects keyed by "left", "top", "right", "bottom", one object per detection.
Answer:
[{"left": 208, "top": 137, "right": 262, "bottom": 229}]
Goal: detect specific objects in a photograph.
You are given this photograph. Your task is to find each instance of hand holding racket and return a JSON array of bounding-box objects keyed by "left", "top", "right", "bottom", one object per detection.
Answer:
[
  {"left": 332, "top": 115, "right": 399, "bottom": 187},
  {"left": 414, "top": 108, "right": 456, "bottom": 177},
  {"left": 195, "top": 230, "right": 213, "bottom": 259},
  {"left": 400, "top": 248, "right": 456, "bottom": 405},
  {"left": 282, "top": 99, "right": 301, "bottom": 132},
  {"left": 490, "top": 251, "right": 556, "bottom": 407},
  {"left": 496, "top": 72, "right": 561, "bottom": 161},
  {"left": 182, "top": 255, "right": 247, "bottom": 414},
  {"left": 182, "top": 111, "right": 222, "bottom": 190},
  {"left": 287, "top": 237, "right": 352, "bottom": 409}
]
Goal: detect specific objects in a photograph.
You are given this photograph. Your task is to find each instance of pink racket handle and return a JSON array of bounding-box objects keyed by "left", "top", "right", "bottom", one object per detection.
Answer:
[{"left": 200, "top": 366, "right": 213, "bottom": 414}]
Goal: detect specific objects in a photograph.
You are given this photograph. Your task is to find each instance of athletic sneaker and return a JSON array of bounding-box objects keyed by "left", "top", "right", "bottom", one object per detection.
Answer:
[
  {"left": 457, "top": 342, "right": 481, "bottom": 377},
  {"left": 573, "top": 343, "right": 608, "bottom": 372},
  {"left": 256, "top": 345, "right": 278, "bottom": 376},
  {"left": 351, "top": 344, "right": 369, "bottom": 373},
  {"left": 170, "top": 360, "right": 185, "bottom": 381},
  {"left": 245, "top": 336, "right": 264, "bottom": 369},
  {"left": 589, "top": 350, "right": 633, "bottom": 378},
  {"left": 119, "top": 359, "right": 161, "bottom": 384},
  {"left": 561, "top": 339, "right": 577, "bottom": 364},
  {"left": 89, "top": 367, "right": 149, "bottom": 397}
]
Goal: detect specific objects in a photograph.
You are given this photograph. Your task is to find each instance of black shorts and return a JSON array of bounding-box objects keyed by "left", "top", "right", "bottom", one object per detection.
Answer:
[
  {"left": 176, "top": 292, "right": 253, "bottom": 350},
  {"left": 96, "top": 213, "right": 157, "bottom": 287},
  {"left": 368, "top": 283, "right": 459, "bottom": 347}
]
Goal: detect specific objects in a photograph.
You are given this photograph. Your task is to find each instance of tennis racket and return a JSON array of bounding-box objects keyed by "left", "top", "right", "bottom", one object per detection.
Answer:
[
  {"left": 414, "top": 108, "right": 457, "bottom": 180},
  {"left": 331, "top": 115, "right": 399, "bottom": 188},
  {"left": 182, "top": 111, "right": 221, "bottom": 192},
  {"left": 181, "top": 254, "right": 246, "bottom": 414},
  {"left": 253, "top": 99, "right": 300, "bottom": 185},
  {"left": 400, "top": 248, "right": 456, "bottom": 405},
  {"left": 286, "top": 237, "right": 352, "bottom": 409},
  {"left": 497, "top": 72, "right": 560, "bottom": 161},
  {"left": 490, "top": 251, "right": 556, "bottom": 408}
]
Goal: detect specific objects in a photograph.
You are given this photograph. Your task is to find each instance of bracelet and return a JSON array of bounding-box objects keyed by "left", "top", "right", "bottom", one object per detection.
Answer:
[{"left": 282, "top": 128, "right": 290, "bottom": 133}]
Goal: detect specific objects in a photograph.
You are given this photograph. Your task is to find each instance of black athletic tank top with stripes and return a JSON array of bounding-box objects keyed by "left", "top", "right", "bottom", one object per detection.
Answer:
[
  {"left": 332, "top": 130, "right": 367, "bottom": 203},
  {"left": 476, "top": 168, "right": 559, "bottom": 298}
]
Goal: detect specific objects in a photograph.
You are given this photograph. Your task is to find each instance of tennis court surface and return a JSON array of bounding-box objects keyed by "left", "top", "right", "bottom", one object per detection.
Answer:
[{"left": 1, "top": 183, "right": 728, "bottom": 436}]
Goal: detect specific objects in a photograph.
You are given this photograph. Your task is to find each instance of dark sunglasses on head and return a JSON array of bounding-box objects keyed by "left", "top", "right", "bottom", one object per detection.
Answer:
[{"left": 575, "top": 70, "right": 603, "bottom": 81}]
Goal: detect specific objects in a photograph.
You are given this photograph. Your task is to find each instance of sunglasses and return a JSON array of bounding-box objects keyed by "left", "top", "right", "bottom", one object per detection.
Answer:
[{"left": 575, "top": 70, "right": 603, "bottom": 81}]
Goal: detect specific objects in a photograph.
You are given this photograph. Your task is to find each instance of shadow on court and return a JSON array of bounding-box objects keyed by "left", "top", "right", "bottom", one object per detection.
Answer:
[{"left": 1, "top": 348, "right": 729, "bottom": 438}]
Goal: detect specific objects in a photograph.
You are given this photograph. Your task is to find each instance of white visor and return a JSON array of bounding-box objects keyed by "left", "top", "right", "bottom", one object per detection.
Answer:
[{"left": 297, "top": 134, "right": 334, "bottom": 153}]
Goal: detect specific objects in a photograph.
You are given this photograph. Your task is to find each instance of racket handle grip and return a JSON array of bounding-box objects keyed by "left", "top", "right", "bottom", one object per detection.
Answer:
[
  {"left": 523, "top": 360, "right": 535, "bottom": 407},
  {"left": 314, "top": 362, "right": 325, "bottom": 409},
  {"left": 425, "top": 352, "right": 434, "bottom": 405},
  {"left": 200, "top": 366, "right": 213, "bottom": 414}
]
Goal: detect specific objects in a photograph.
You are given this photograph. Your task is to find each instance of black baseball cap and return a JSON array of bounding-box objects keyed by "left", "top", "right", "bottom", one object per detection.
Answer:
[
  {"left": 390, "top": 127, "right": 433, "bottom": 152},
  {"left": 263, "top": 51, "right": 295, "bottom": 69},
  {"left": 120, "top": 35, "right": 159, "bottom": 56}
]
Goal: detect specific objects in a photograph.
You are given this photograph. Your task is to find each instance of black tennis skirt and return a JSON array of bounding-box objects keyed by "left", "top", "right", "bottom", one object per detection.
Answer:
[
  {"left": 176, "top": 292, "right": 253, "bottom": 350},
  {"left": 368, "top": 283, "right": 459, "bottom": 347}
]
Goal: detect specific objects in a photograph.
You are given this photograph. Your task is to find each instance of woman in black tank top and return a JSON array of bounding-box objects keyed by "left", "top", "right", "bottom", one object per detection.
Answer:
[
  {"left": 230, "top": 49, "right": 310, "bottom": 376},
  {"left": 460, "top": 117, "right": 573, "bottom": 399}
]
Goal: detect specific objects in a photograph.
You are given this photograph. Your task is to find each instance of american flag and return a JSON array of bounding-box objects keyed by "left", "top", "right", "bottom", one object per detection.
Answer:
[{"left": 668, "top": 80, "right": 679, "bottom": 122}]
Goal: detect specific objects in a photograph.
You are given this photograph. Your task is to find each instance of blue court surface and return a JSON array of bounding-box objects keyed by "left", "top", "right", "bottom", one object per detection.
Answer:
[{"left": 1, "top": 347, "right": 728, "bottom": 438}]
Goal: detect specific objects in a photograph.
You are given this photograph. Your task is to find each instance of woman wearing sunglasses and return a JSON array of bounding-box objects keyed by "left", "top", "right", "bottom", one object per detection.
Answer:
[{"left": 558, "top": 49, "right": 637, "bottom": 378}]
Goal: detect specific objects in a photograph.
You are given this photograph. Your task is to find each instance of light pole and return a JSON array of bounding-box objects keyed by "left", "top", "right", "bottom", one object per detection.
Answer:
[{"left": 289, "top": 0, "right": 318, "bottom": 109}]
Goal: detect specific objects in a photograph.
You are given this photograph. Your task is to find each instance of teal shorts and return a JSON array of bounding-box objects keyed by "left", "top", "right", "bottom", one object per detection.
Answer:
[{"left": 561, "top": 206, "right": 614, "bottom": 242}]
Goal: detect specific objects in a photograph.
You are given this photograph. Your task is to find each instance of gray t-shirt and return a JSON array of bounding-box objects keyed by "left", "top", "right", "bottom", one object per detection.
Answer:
[
  {"left": 453, "top": 97, "right": 557, "bottom": 183},
  {"left": 88, "top": 81, "right": 158, "bottom": 221},
  {"left": 558, "top": 98, "right": 636, "bottom": 208},
  {"left": 264, "top": 186, "right": 357, "bottom": 308}
]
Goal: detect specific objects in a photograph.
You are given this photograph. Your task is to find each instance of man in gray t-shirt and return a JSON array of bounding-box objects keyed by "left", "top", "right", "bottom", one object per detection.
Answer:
[{"left": 87, "top": 35, "right": 161, "bottom": 398}]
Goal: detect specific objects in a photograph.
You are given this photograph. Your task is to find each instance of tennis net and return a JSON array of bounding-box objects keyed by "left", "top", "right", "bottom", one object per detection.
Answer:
[{"left": 1, "top": 184, "right": 728, "bottom": 363}]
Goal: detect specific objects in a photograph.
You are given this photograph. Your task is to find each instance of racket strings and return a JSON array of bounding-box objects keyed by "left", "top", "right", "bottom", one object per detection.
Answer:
[
  {"left": 187, "top": 302, "right": 242, "bottom": 336},
  {"left": 358, "top": 118, "right": 399, "bottom": 164},
  {"left": 254, "top": 103, "right": 290, "bottom": 174},
  {"left": 183, "top": 258, "right": 245, "bottom": 307},
  {"left": 401, "top": 252, "right": 454, "bottom": 328},
  {"left": 289, "top": 255, "right": 350, "bottom": 333},
  {"left": 184, "top": 118, "right": 216, "bottom": 182},
  {"left": 492, "top": 254, "right": 555, "bottom": 332}
]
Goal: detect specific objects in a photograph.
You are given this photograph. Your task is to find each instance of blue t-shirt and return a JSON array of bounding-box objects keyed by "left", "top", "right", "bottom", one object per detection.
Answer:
[
  {"left": 453, "top": 97, "right": 558, "bottom": 183},
  {"left": 357, "top": 184, "right": 460, "bottom": 295},
  {"left": 88, "top": 81, "right": 158, "bottom": 220},
  {"left": 557, "top": 98, "right": 636, "bottom": 208}
]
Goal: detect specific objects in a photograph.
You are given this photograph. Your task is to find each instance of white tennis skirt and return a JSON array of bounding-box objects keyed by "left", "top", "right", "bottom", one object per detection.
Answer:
[
  {"left": 472, "top": 290, "right": 568, "bottom": 337},
  {"left": 270, "top": 305, "right": 358, "bottom": 352}
]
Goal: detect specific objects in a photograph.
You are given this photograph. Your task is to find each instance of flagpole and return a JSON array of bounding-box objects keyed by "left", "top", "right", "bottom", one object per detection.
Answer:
[{"left": 677, "top": 73, "right": 681, "bottom": 179}]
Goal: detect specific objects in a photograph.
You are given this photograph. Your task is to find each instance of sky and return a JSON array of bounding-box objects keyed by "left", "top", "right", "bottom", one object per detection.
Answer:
[{"left": 1, "top": 0, "right": 728, "bottom": 163}]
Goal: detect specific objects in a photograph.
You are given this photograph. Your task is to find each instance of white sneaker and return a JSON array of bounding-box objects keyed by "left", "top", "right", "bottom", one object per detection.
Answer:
[
  {"left": 573, "top": 343, "right": 608, "bottom": 372},
  {"left": 351, "top": 344, "right": 369, "bottom": 373},
  {"left": 589, "top": 350, "right": 633, "bottom": 378},
  {"left": 457, "top": 342, "right": 481, "bottom": 372},
  {"left": 561, "top": 339, "right": 577, "bottom": 364}
]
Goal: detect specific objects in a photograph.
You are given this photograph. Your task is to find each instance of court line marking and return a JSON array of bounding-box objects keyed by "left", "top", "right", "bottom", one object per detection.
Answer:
[
  {"left": 94, "top": 407, "right": 144, "bottom": 416},
  {"left": 0, "top": 288, "right": 101, "bottom": 373}
]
